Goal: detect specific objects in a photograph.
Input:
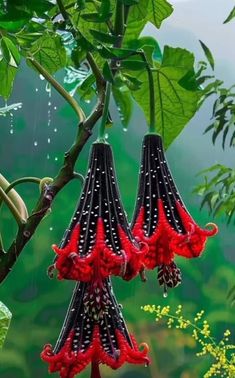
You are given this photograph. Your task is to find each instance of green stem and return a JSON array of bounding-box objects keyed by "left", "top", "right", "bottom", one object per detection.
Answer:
[
  {"left": 4, "top": 177, "right": 41, "bottom": 195},
  {"left": 114, "top": 1, "right": 124, "bottom": 45},
  {"left": 73, "top": 172, "right": 85, "bottom": 185},
  {"left": 0, "top": 187, "right": 25, "bottom": 226},
  {"left": 0, "top": 177, "right": 41, "bottom": 211},
  {"left": 0, "top": 173, "right": 28, "bottom": 219},
  {"left": 86, "top": 52, "right": 104, "bottom": 92},
  {"left": 98, "top": 82, "right": 111, "bottom": 141},
  {"left": 140, "top": 53, "right": 156, "bottom": 133},
  {"left": 56, "top": 0, "right": 68, "bottom": 21},
  {"left": 27, "top": 58, "right": 86, "bottom": 123}
]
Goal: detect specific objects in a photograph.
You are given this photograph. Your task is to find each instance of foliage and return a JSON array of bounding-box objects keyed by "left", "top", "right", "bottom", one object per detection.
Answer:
[
  {"left": 194, "top": 164, "right": 235, "bottom": 224},
  {"left": 224, "top": 6, "right": 235, "bottom": 24},
  {"left": 0, "top": 0, "right": 203, "bottom": 144},
  {"left": 0, "top": 302, "right": 12, "bottom": 349},
  {"left": 204, "top": 84, "right": 235, "bottom": 149},
  {"left": 143, "top": 304, "right": 235, "bottom": 378}
]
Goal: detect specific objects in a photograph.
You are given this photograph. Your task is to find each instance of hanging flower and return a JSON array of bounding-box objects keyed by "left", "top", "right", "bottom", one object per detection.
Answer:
[
  {"left": 51, "top": 142, "right": 147, "bottom": 283},
  {"left": 132, "top": 134, "right": 218, "bottom": 290},
  {"left": 41, "top": 279, "right": 150, "bottom": 378}
]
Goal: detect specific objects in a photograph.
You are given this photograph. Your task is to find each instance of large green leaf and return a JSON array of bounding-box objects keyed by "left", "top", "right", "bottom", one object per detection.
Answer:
[
  {"left": 148, "top": 0, "right": 173, "bottom": 28},
  {"left": 29, "top": 32, "right": 67, "bottom": 74},
  {"left": 124, "top": 0, "right": 173, "bottom": 43},
  {"left": 0, "top": 302, "right": 12, "bottom": 348},
  {"left": 132, "top": 46, "right": 201, "bottom": 147},
  {"left": 0, "top": 59, "right": 18, "bottom": 99}
]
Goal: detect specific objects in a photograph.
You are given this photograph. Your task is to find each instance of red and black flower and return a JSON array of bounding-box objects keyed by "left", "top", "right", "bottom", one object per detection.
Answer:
[
  {"left": 52, "top": 142, "right": 147, "bottom": 282},
  {"left": 132, "top": 134, "right": 218, "bottom": 290},
  {"left": 41, "top": 279, "right": 149, "bottom": 378}
]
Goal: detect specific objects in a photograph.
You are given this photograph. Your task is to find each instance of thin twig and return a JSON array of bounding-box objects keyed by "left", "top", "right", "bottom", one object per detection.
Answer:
[{"left": 0, "top": 187, "right": 25, "bottom": 226}]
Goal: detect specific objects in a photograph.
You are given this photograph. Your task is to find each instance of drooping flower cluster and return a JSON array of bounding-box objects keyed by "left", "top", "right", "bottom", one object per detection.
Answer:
[
  {"left": 131, "top": 134, "right": 218, "bottom": 292},
  {"left": 42, "top": 135, "right": 218, "bottom": 378},
  {"left": 42, "top": 280, "right": 149, "bottom": 378},
  {"left": 42, "top": 142, "right": 149, "bottom": 378}
]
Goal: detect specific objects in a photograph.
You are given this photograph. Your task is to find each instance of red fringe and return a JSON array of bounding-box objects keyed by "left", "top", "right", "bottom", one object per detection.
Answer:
[
  {"left": 41, "top": 327, "right": 150, "bottom": 378},
  {"left": 132, "top": 199, "right": 218, "bottom": 269},
  {"left": 53, "top": 218, "right": 147, "bottom": 281}
]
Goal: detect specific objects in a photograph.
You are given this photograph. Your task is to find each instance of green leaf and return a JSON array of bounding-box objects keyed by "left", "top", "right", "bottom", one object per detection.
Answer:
[
  {"left": 0, "top": 59, "right": 18, "bottom": 100},
  {"left": 89, "top": 29, "right": 118, "bottom": 44},
  {"left": 0, "top": 302, "right": 12, "bottom": 348},
  {"left": 112, "top": 85, "right": 133, "bottom": 127},
  {"left": 132, "top": 46, "right": 200, "bottom": 148},
  {"left": 121, "top": 59, "right": 147, "bottom": 70},
  {"left": 29, "top": 33, "right": 66, "bottom": 74},
  {"left": 127, "top": 36, "right": 162, "bottom": 64},
  {"left": 0, "top": 37, "right": 21, "bottom": 67},
  {"left": 81, "top": 12, "right": 112, "bottom": 23},
  {"left": 199, "top": 40, "right": 215, "bottom": 71},
  {"left": 103, "top": 62, "right": 114, "bottom": 83},
  {"left": 0, "top": 10, "right": 29, "bottom": 32},
  {"left": 148, "top": 0, "right": 173, "bottom": 29},
  {"left": 123, "top": 0, "right": 172, "bottom": 41},
  {"left": 224, "top": 6, "right": 235, "bottom": 24}
]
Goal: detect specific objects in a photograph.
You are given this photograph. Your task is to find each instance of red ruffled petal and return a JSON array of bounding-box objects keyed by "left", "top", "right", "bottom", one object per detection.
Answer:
[
  {"left": 132, "top": 199, "right": 218, "bottom": 269},
  {"left": 54, "top": 218, "right": 147, "bottom": 281},
  {"left": 41, "top": 327, "right": 150, "bottom": 378}
]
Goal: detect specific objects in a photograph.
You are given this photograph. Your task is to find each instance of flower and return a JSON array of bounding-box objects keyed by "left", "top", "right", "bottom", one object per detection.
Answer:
[
  {"left": 41, "top": 279, "right": 150, "bottom": 378},
  {"left": 132, "top": 134, "right": 218, "bottom": 290},
  {"left": 52, "top": 142, "right": 147, "bottom": 282}
]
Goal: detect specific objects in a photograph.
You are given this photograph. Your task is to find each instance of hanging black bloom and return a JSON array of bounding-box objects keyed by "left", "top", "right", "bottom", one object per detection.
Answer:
[
  {"left": 132, "top": 134, "right": 218, "bottom": 289},
  {"left": 41, "top": 279, "right": 149, "bottom": 378},
  {"left": 52, "top": 142, "right": 147, "bottom": 282}
]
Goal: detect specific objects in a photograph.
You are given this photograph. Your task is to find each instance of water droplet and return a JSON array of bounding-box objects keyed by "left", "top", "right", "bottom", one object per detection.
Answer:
[
  {"left": 49, "top": 227, "right": 53, "bottom": 231},
  {"left": 48, "top": 138, "right": 51, "bottom": 144},
  {"left": 85, "top": 99, "right": 91, "bottom": 104},
  {"left": 47, "top": 153, "right": 50, "bottom": 160},
  {"left": 54, "top": 128, "right": 57, "bottom": 133},
  {"left": 35, "top": 88, "right": 39, "bottom": 92},
  {"left": 9, "top": 112, "right": 14, "bottom": 134},
  {"left": 163, "top": 292, "right": 168, "bottom": 298},
  {"left": 39, "top": 74, "right": 45, "bottom": 81},
  {"left": 46, "top": 82, "right": 51, "bottom": 95},
  {"left": 34, "top": 141, "right": 38, "bottom": 146},
  {"left": 123, "top": 128, "right": 127, "bottom": 132},
  {"left": 48, "top": 101, "right": 52, "bottom": 107},
  {"left": 55, "top": 157, "right": 58, "bottom": 161},
  {"left": 54, "top": 106, "right": 57, "bottom": 110},
  {"left": 104, "top": 133, "right": 109, "bottom": 140}
]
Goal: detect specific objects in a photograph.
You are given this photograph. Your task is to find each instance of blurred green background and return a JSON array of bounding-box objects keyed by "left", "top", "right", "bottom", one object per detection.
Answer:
[{"left": 0, "top": 1, "right": 235, "bottom": 377}]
